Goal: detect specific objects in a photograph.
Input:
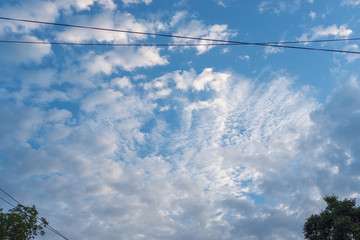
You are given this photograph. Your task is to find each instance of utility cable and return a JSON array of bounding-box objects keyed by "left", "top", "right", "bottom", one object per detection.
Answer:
[
  {"left": 0, "top": 196, "right": 16, "bottom": 208},
  {"left": 1, "top": 16, "right": 360, "bottom": 45},
  {"left": 0, "top": 40, "right": 239, "bottom": 47},
  {"left": 0, "top": 187, "right": 69, "bottom": 239},
  {"left": 1, "top": 16, "right": 255, "bottom": 44},
  {"left": 1, "top": 16, "right": 360, "bottom": 54},
  {"left": 0, "top": 196, "right": 66, "bottom": 238},
  {"left": 0, "top": 187, "right": 21, "bottom": 205},
  {"left": 0, "top": 187, "right": 70, "bottom": 240},
  {"left": 1, "top": 39, "right": 360, "bottom": 54}
]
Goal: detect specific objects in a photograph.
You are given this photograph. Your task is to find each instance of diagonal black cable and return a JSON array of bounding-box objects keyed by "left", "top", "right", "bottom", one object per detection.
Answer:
[
  {"left": 0, "top": 187, "right": 69, "bottom": 239},
  {"left": 0, "top": 40, "right": 239, "bottom": 47},
  {"left": 0, "top": 196, "right": 16, "bottom": 208},
  {"left": 0, "top": 187, "right": 70, "bottom": 240},
  {"left": 0, "top": 16, "right": 243, "bottom": 43},
  {"left": 1, "top": 16, "right": 360, "bottom": 51},
  {"left": 1, "top": 39, "right": 360, "bottom": 54},
  {"left": 0, "top": 187, "right": 21, "bottom": 205},
  {"left": 268, "top": 38, "right": 360, "bottom": 45}
]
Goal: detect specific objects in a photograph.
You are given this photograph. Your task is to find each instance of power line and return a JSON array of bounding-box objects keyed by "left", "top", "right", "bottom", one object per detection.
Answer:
[
  {"left": 275, "top": 37, "right": 360, "bottom": 45},
  {"left": 0, "top": 187, "right": 69, "bottom": 239},
  {"left": 0, "top": 196, "right": 66, "bottom": 238},
  {"left": 0, "top": 187, "right": 70, "bottom": 240},
  {"left": 1, "top": 39, "right": 360, "bottom": 54},
  {"left": 0, "top": 187, "right": 21, "bottom": 205},
  {"left": 1, "top": 16, "right": 360, "bottom": 45},
  {"left": 0, "top": 196, "right": 16, "bottom": 208},
  {"left": 0, "top": 40, "right": 239, "bottom": 47},
  {"left": 1, "top": 16, "right": 360, "bottom": 54}
]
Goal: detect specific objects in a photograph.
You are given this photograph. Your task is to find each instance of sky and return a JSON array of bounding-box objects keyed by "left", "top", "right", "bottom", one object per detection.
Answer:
[{"left": 1, "top": 0, "right": 360, "bottom": 239}]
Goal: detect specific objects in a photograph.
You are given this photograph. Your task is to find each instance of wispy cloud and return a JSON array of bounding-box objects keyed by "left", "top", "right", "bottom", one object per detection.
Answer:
[
  {"left": 82, "top": 47, "right": 168, "bottom": 73},
  {"left": 169, "top": 11, "right": 236, "bottom": 54},
  {"left": 121, "top": 0, "right": 152, "bottom": 5},
  {"left": 341, "top": 0, "right": 360, "bottom": 6},
  {"left": 258, "top": 0, "right": 304, "bottom": 14},
  {"left": 298, "top": 24, "right": 352, "bottom": 42},
  {"left": 1, "top": 1, "right": 360, "bottom": 239}
]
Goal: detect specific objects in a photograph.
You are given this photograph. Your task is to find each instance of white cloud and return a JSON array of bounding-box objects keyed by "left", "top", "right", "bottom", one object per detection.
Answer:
[
  {"left": 111, "top": 77, "right": 133, "bottom": 89},
  {"left": 159, "top": 105, "right": 170, "bottom": 112},
  {"left": 192, "top": 68, "right": 231, "bottom": 91},
  {"left": 170, "top": 11, "right": 188, "bottom": 27},
  {"left": 83, "top": 47, "right": 168, "bottom": 73},
  {"left": 341, "top": 0, "right": 360, "bottom": 6},
  {"left": 2, "top": 1, "right": 360, "bottom": 238},
  {"left": 0, "top": 1, "right": 59, "bottom": 36},
  {"left": 72, "top": 0, "right": 116, "bottom": 10},
  {"left": 121, "top": 0, "right": 152, "bottom": 5},
  {"left": 239, "top": 55, "right": 250, "bottom": 61},
  {"left": 162, "top": 69, "right": 197, "bottom": 91},
  {"left": 214, "top": 0, "right": 226, "bottom": 7},
  {"left": 309, "top": 11, "right": 316, "bottom": 19},
  {"left": 1, "top": 67, "right": 347, "bottom": 239},
  {"left": 151, "top": 68, "right": 231, "bottom": 93},
  {"left": 56, "top": 12, "right": 162, "bottom": 44},
  {"left": 0, "top": 35, "right": 52, "bottom": 64},
  {"left": 213, "top": 0, "right": 234, "bottom": 7},
  {"left": 264, "top": 45, "right": 284, "bottom": 56},
  {"left": 258, "top": 0, "right": 303, "bottom": 14},
  {"left": 0, "top": 2, "right": 61, "bottom": 64},
  {"left": 79, "top": 87, "right": 153, "bottom": 146},
  {"left": 47, "top": 109, "right": 73, "bottom": 123},
  {"left": 170, "top": 12, "right": 236, "bottom": 54},
  {"left": 343, "top": 44, "right": 360, "bottom": 62},
  {"left": 298, "top": 24, "right": 353, "bottom": 41},
  {"left": 81, "top": 89, "right": 124, "bottom": 112},
  {"left": 55, "top": 0, "right": 116, "bottom": 11},
  {"left": 297, "top": 77, "right": 360, "bottom": 200},
  {"left": 0, "top": 102, "right": 45, "bottom": 148},
  {"left": 148, "top": 88, "right": 172, "bottom": 99},
  {"left": 32, "top": 90, "right": 70, "bottom": 103}
]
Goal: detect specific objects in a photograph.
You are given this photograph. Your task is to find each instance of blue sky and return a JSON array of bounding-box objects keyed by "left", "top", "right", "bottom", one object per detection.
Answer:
[{"left": 1, "top": 0, "right": 360, "bottom": 239}]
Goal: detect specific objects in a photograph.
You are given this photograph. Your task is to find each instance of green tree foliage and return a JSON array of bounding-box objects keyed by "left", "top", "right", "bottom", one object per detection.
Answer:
[
  {"left": 303, "top": 195, "right": 360, "bottom": 240},
  {"left": 0, "top": 204, "right": 48, "bottom": 240}
]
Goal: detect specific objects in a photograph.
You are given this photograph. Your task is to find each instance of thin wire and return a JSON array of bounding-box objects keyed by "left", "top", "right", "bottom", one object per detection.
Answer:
[
  {"left": 0, "top": 196, "right": 68, "bottom": 238},
  {"left": 246, "top": 42, "right": 360, "bottom": 54},
  {"left": 0, "top": 187, "right": 21, "bottom": 205},
  {"left": 45, "top": 225, "right": 69, "bottom": 240},
  {"left": 1, "top": 16, "right": 360, "bottom": 48},
  {"left": 269, "top": 37, "right": 360, "bottom": 45},
  {"left": 0, "top": 196, "right": 16, "bottom": 208},
  {"left": 0, "top": 40, "right": 238, "bottom": 47},
  {"left": 0, "top": 16, "right": 248, "bottom": 44},
  {"left": 0, "top": 187, "right": 69, "bottom": 240},
  {"left": 1, "top": 39, "right": 360, "bottom": 54},
  {"left": 0, "top": 188, "right": 69, "bottom": 239}
]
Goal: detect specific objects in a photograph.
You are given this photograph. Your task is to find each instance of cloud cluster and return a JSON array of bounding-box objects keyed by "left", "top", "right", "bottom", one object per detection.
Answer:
[
  {"left": 1, "top": 1, "right": 360, "bottom": 240},
  {"left": 170, "top": 11, "right": 236, "bottom": 54},
  {"left": 0, "top": 64, "right": 322, "bottom": 239},
  {"left": 82, "top": 47, "right": 168, "bottom": 73},
  {"left": 258, "top": 0, "right": 306, "bottom": 14},
  {"left": 298, "top": 24, "right": 353, "bottom": 42},
  {"left": 341, "top": 0, "right": 360, "bottom": 6},
  {"left": 121, "top": 0, "right": 152, "bottom": 5},
  {"left": 0, "top": 35, "right": 52, "bottom": 64},
  {"left": 264, "top": 45, "right": 284, "bottom": 56},
  {"left": 1, "top": 58, "right": 359, "bottom": 240},
  {"left": 55, "top": 12, "right": 164, "bottom": 44}
]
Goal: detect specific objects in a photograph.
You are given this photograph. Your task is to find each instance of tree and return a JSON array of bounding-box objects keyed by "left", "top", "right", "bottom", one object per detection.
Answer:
[
  {"left": 303, "top": 195, "right": 360, "bottom": 240},
  {"left": 0, "top": 204, "right": 48, "bottom": 240}
]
